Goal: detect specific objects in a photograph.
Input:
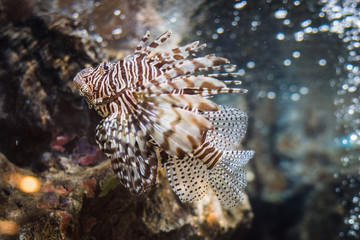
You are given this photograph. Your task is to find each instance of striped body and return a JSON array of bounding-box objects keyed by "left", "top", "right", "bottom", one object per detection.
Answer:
[{"left": 74, "top": 31, "right": 254, "bottom": 208}]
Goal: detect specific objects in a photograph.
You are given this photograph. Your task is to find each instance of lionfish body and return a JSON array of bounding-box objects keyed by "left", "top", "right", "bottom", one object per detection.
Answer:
[{"left": 74, "top": 30, "right": 254, "bottom": 208}]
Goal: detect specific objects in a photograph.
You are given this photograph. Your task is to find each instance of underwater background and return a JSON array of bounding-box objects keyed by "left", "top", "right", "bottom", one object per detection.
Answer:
[{"left": 0, "top": 0, "right": 359, "bottom": 239}]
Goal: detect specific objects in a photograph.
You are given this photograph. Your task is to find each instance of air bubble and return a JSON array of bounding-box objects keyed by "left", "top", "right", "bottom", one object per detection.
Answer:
[
  {"left": 234, "top": 1, "right": 247, "bottom": 10},
  {"left": 347, "top": 64, "right": 354, "bottom": 71},
  {"left": 348, "top": 86, "right": 357, "bottom": 92},
  {"left": 301, "top": 19, "right": 312, "bottom": 28},
  {"left": 274, "top": 9, "right": 288, "bottom": 19},
  {"left": 113, "top": 9, "right": 121, "bottom": 16},
  {"left": 237, "top": 69, "right": 246, "bottom": 76},
  {"left": 267, "top": 91, "right": 276, "bottom": 99},
  {"left": 72, "top": 12, "right": 79, "bottom": 19},
  {"left": 212, "top": 33, "right": 219, "bottom": 40},
  {"left": 283, "top": 59, "right": 292, "bottom": 66},
  {"left": 291, "top": 93, "right": 301, "bottom": 101},
  {"left": 95, "top": 35, "right": 103, "bottom": 43},
  {"left": 276, "top": 32, "right": 285, "bottom": 40},
  {"left": 350, "top": 134, "right": 358, "bottom": 142},
  {"left": 319, "top": 59, "right": 327, "bottom": 66},
  {"left": 312, "top": 28, "right": 319, "bottom": 34},
  {"left": 247, "top": 61, "right": 255, "bottom": 69},
  {"left": 112, "top": 27, "right": 123, "bottom": 35},
  {"left": 252, "top": 20, "right": 260, "bottom": 27},
  {"left": 294, "top": 0, "right": 300, "bottom": 6},
  {"left": 217, "top": 27, "right": 224, "bottom": 34},
  {"left": 300, "top": 86, "right": 309, "bottom": 95},
  {"left": 283, "top": 19, "right": 291, "bottom": 25},
  {"left": 304, "top": 27, "right": 313, "bottom": 34},
  {"left": 294, "top": 31, "right": 304, "bottom": 41},
  {"left": 292, "top": 51, "right": 301, "bottom": 58},
  {"left": 319, "top": 24, "right": 330, "bottom": 32}
]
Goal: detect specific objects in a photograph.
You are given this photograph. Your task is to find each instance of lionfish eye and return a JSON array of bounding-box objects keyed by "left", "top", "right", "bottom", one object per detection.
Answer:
[{"left": 103, "top": 63, "right": 109, "bottom": 71}]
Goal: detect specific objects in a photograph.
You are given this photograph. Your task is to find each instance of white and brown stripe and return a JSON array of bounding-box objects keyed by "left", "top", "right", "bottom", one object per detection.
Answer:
[
  {"left": 74, "top": 30, "right": 254, "bottom": 207},
  {"left": 193, "top": 141, "right": 223, "bottom": 169}
]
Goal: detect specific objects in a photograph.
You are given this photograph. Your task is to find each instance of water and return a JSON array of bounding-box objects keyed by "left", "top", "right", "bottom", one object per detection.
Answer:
[{"left": 192, "top": 0, "right": 359, "bottom": 239}]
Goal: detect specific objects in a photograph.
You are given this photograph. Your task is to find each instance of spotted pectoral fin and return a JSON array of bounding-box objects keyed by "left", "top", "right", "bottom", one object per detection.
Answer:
[
  {"left": 188, "top": 139, "right": 254, "bottom": 208},
  {"left": 95, "top": 116, "right": 158, "bottom": 195},
  {"left": 160, "top": 150, "right": 209, "bottom": 203},
  {"left": 138, "top": 104, "right": 212, "bottom": 158},
  {"left": 160, "top": 140, "right": 254, "bottom": 207},
  {"left": 201, "top": 105, "right": 249, "bottom": 150},
  {"left": 209, "top": 150, "right": 254, "bottom": 208}
]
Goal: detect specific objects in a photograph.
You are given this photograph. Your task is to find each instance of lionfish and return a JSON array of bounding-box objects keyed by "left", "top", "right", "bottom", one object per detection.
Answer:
[{"left": 74, "top": 30, "right": 254, "bottom": 208}]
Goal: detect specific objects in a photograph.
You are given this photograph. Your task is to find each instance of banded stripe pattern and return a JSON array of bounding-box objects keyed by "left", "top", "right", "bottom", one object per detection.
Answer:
[{"left": 73, "top": 30, "right": 254, "bottom": 207}]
